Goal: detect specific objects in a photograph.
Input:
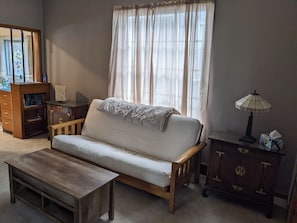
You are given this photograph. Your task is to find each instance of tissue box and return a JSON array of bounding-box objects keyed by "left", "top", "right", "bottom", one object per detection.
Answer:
[{"left": 260, "top": 133, "right": 283, "bottom": 151}]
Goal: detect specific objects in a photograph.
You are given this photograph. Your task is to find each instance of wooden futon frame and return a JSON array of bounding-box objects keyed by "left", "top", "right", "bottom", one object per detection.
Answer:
[{"left": 49, "top": 118, "right": 206, "bottom": 213}]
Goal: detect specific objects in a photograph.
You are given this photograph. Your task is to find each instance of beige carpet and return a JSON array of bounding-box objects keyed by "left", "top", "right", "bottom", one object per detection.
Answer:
[{"left": 0, "top": 124, "right": 287, "bottom": 223}]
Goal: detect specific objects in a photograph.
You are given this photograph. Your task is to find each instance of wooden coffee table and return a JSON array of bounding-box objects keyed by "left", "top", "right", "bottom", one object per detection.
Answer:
[{"left": 5, "top": 148, "right": 119, "bottom": 223}]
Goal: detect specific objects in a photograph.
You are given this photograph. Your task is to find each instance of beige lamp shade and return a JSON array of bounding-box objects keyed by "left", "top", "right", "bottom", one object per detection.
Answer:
[
  {"left": 235, "top": 90, "right": 271, "bottom": 113},
  {"left": 235, "top": 90, "right": 272, "bottom": 143}
]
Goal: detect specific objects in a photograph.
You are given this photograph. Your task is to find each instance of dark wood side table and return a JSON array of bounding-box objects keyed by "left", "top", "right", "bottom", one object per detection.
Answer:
[
  {"left": 46, "top": 100, "right": 89, "bottom": 140},
  {"left": 46, "top": 100, "right": 89, "bottom": 125},
  {"left": 203, "top": 132, "right": 285, "bottom": 218}
]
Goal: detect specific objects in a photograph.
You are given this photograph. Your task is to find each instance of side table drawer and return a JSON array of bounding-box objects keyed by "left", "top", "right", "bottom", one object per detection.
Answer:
[
  {"left": 49, "top": 110, "right": 72, "bottom": 122},
  {"left": 47, "top": 101, "right": 89, "bottom": 126},
  {"left": 1, "top": 108, "right": 12, "bottom": 119},
  {"left": 0, "top": 99, "right": 11, "bottom": 109},
  {"left": 2, "top": 118, "right": 13, "bottom": 132},
  {"left": 48, "top": 105, "right": 70, "bottom": 113},
  {"left": 48, "top": 106, "right": 72, "bottom": 124},
  {"left": 0, "top": 91, "right": 11, "bottom": 101}
]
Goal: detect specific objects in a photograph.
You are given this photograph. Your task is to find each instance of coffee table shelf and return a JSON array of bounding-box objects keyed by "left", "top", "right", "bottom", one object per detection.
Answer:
[{"left": 13, "top": 177, "right": 73, "bottom": 222}]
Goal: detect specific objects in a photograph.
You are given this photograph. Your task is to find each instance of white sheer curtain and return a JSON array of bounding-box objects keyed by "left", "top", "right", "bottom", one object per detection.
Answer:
[
  {"left": 108, "top": 0, "right": 214, "bottom": 123},
  {"left": 0, "top": 38, "right": 6, "bottom": 78},
  {"left": 24, "top": 34, "right": 33, "bottom": 82}
]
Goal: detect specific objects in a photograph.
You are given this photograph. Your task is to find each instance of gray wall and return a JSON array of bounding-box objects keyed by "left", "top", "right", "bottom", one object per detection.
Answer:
[
  {"left": 32, "top": 0, "right": 297, "bottom": 195},
  {"left": 43, "top": 0, "right": 159, "bottom": 102},
  {"left": 208, "top": 0, "right": 297, "bottom": 195},
  {"left": 0, "top": 0, "right": 43, "bottom": 29},
  {"left": 0, "top": 0, "right": 44, "bottom": 74}
]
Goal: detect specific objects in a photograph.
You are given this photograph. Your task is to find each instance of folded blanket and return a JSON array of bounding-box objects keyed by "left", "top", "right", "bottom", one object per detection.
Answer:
[{"left": 97, "top": 97, "right": 180, "bottom": 131}]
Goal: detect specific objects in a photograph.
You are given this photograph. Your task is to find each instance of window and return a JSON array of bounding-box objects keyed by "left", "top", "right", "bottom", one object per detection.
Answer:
[
  {"left": 109, "top": 1, "right": 215, "bottom": 122},
  {"left": 0, "top": 25, "right": 42, "bottom": 88}
]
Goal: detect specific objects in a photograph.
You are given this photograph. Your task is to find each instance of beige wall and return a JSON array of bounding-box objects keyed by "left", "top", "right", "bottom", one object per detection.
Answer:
[{"left": 44, "top": 0, "right": 297, "bottom": 195}]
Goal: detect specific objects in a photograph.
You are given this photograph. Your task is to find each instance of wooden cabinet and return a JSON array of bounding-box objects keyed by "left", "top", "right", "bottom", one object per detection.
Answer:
[
  {"left": 203, "top": 132, "right": 284, "bottom": 218},
  {"left": 11, "top": 83, "right": 50, "bottom": 139},
  {"left": 46, "top": 100, "right": 89, "bottom": 139},
  {"left": 0, "top": 90, "right": 13, "bottom": 132}
]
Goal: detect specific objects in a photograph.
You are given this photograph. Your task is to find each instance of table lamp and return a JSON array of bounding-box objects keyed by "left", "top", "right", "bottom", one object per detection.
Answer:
[{"left": 235, "top": 90, "right": 271, "bottom": 143}]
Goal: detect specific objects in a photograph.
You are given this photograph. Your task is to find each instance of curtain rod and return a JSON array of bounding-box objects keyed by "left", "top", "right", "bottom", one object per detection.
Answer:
[{"left": 113, "top": 0, "right": 212, "bottom": 10}]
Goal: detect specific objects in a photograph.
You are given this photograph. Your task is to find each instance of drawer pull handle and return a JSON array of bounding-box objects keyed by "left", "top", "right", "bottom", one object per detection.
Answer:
[
  {"left": 215, "top": 151, "right": 225, "bottom": 157},
  {"left": 4, "top": 121, "right": 9, "bottom": 125},
  {"left": 238, "top": 147, "right": 249, "bottom": 153},
  {"left": 261, "top": 161, "right": 271, "bottom": 167},
  {"left": 212, "top": 176, "right": 221, "bottom": 182},
  {"left": 232, "top": 185, "right": 243, "bottom": 192},
  {"left": 256, "top": 188, "right": 266, "bottom": 195},
  {"left": 4, "top": 112, "right": 9, "bottom": 115},
  {"left": 235, "top": 165, "right": 246, "bottom": 176},
  {"left": 3, "top": 102, "right": 8, "bottom": 106}
]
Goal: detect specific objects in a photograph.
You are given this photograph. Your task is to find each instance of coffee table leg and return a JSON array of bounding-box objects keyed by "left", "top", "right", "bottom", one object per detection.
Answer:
[
  {"left": 109, "top": 180, "right": 115, "bottom": 220},
  {"left": 74, "top": 201, "right": 83, "bottom": 223},
  {"left": 7, "top": 166, "right": 16, "bottom": 203}
]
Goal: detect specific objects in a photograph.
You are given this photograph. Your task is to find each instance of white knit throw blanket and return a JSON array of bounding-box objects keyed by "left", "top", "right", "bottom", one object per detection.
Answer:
[{"left": 97, "top": 98, "right": 180, "bottom": 131}]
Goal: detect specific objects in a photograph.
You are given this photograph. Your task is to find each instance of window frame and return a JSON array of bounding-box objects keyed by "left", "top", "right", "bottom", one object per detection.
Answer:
[{"left": 0, "top": 23, "right": 42, "bottom": 84}]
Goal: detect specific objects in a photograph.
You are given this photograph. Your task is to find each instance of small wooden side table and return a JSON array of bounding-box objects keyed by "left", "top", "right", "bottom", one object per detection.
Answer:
[
  {"left": 46, "top": 100, "right": 89, "bottom": 139},
  {"left": 203, "top": 132, "right": 285, "bottom": 218}
]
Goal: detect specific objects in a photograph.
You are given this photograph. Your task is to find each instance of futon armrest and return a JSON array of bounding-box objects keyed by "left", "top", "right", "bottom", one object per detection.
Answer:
[
  {"left": 173, "top": 142, "right": 206, "bottom": 165},
  {"left": 170, "top": 142, "right": 206, "bottom": 192},
  {"left": 49, "top": 118, "right": 85, "bottom": 142}
]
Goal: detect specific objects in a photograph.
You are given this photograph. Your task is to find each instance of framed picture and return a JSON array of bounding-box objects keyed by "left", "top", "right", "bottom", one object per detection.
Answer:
[{"left": 55, "top": 85, "right": 66, "bottom": 102}]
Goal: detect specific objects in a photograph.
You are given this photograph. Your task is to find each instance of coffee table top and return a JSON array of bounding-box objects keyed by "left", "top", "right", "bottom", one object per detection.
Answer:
[{"left": 5, "top": 148, "right": 119, "bottom": 199}]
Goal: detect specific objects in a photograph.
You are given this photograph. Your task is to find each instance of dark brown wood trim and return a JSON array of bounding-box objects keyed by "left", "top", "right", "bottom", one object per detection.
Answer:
[
  {"left": 274, "top": 191, "right": 288, "bottom": 200},
  {"left": 0, "top": 23, "right": 41, "bottom": 32}
]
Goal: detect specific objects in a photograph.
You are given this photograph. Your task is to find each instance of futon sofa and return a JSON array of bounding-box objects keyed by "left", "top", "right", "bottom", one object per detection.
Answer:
[{"left": 50, "top": 98, "right": 206, "bottom": 213}]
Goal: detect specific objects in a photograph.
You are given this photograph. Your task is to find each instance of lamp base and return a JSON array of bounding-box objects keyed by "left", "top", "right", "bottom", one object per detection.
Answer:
[{"left": 239, "top": 135, "right": 256, "bottom": 144}]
